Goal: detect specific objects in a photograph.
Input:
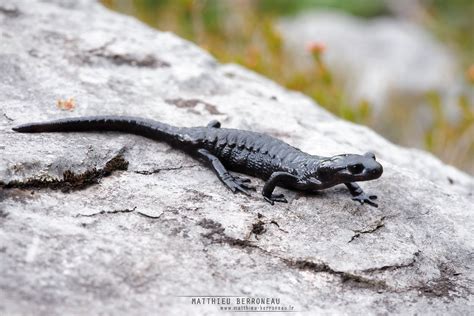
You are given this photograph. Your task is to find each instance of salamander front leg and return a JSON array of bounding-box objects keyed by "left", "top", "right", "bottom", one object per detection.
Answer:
[
  {"left": 345, "top": 182, "right": 378, "bottom": 207},
  {"left": 262, "top": 172, "right": 299, "bottom": 205},
  {"left": 196, "top": 148, "right": 255, "bottom": 195}
]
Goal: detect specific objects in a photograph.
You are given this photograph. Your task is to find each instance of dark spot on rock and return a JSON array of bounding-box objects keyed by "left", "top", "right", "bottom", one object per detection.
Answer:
[
  {"left": 251, "top": 221, "right": 266, "bottom": 235},
  {"left": 50, "top": 0, "right": 81, "bottom": 9},
  {"left": 28, "top": 49, "right": 40, "bottom": 58},
  {"left": 198, "top": 218, "right": 256, "bottom": 249},
  {"left": 0, "top": 4, "right": 20, "bottom": 17},
  {"left": 249, "top": 213, "right": 286, "bottom": 237},
  {"left": 103, "top": 53, "right": 169, "bottom": 68},
  {"left": 186, "top": 189, "right": 213, "bottom": 202},
  {"left": 165, "top": 98, "right": 223, "bottom": 115},
  {"left": 83, "top": 42, "right": 170, "bottom": 68},
  {"left": 0, "top": 209, "right": 9, "bottom": 225},
  {"left": 447, "top": 177, "right": 454, "bottom": 184},
  {"left": 42, "top": 30, "right": 67, "bottom": 45},
  {"left": 223, "top": 72, "right": 235, "bottom": 78},
  {"left": 1, "top": 154, "right": 128, "bottom": 193},
  {"left": 413, "top": 263, "right": 464, "bottom": 299},
  {"left": 198, "top": 218, "right": 223, "bottom": 231}
]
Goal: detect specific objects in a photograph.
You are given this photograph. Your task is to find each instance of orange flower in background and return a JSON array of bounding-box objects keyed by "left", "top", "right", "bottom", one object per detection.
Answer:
[
  {"left": 467, "top": 64, "right": 474, "bottom": 83},
  {"left": 57, "top": 98, "right": 76, "bottom": 111},
  {"left": 306, "top": 41, "right": 328, "bottom": 76},
  {"left": 306, "top": 41, "right": 326, "bottom": 55}
]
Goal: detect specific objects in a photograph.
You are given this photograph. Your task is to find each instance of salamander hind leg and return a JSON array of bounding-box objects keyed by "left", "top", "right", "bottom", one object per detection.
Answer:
[
  {"left": 196, "top": 148, "right": 256, "bottom": 196},
  {"left": 206, "top": 120, "right": 221, "bottom": 128}
]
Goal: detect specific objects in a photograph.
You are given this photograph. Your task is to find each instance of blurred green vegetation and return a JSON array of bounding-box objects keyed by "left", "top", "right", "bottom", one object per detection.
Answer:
[
  {"left": 101, "top": 0, "right": 473, "bottom": 173},
  {"left": 424, "top": 0, "right": 474, "bottom": 69},
  {"left": 256, "top": 0, "right": 389, "bottom": 17}
]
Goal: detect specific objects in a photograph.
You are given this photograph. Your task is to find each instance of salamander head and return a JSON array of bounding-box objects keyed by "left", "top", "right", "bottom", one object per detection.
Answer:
[{"left": 316, "top": 152, "right": 383, "bottom": 183}]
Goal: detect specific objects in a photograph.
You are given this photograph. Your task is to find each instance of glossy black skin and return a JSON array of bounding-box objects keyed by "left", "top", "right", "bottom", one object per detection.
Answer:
[{"left": 12, "top": 116, "right": 383, "bottom": 206}]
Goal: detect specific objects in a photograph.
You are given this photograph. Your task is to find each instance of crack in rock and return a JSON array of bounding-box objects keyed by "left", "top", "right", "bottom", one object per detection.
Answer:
[
  {"left": 136, "top": 207, "right": 198, "bottom": 221},
  {"left": 76, "top": 207, "right": 136, "bottom": 217},
  {"left": 196, "top": 219, "right": 459, "bottom": 295},
  {"left": 3, "top": 112, "right": 14, "bottom": 122},
  {"left": 360, "top": 251, "right": 421, "bottom": 273},
  {"left": 76, "top": 207, "right": 191, "bottom": 220},
  {"left": 283, "top": 259, "right": 389, "bottom": 291},
  {"left": 136, "top": 211, "right": 165, "bottom": 219},
  {"left": 1, "top": 154, "right": 128, "bottom": 193},
  {"left": 348, "top": 216, "right": 386, "bottom": 243},
  {"left": 197, "top": 218, "right": 389, "bottom": 291},
  {"left": 134, "top": 164, "right": 200, "bottom": 175}
]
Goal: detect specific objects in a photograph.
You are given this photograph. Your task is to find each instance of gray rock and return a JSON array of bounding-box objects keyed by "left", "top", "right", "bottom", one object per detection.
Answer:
[{"left": 0, "top": 1, "right": 473, "bottom": 315}]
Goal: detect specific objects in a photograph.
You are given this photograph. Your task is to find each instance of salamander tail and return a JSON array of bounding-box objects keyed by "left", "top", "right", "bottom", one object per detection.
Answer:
[{"left": 11, "top": 116, "right": 185, "bottom": 144}]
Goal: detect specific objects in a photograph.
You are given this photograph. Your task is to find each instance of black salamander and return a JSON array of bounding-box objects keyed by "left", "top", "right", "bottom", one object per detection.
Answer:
[{"left": 12, "top": 116, "right": 383, "bottom": 206}]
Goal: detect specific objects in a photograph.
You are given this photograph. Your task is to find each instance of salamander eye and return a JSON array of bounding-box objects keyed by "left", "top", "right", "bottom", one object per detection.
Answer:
[{"left": 348, "top": 163, "right": 364, "bottom": 174}]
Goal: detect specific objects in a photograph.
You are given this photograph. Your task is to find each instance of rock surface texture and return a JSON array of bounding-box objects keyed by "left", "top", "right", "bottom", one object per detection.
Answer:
[{"left": 1, "top": 1, "right": 473, "bottom": 315}]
